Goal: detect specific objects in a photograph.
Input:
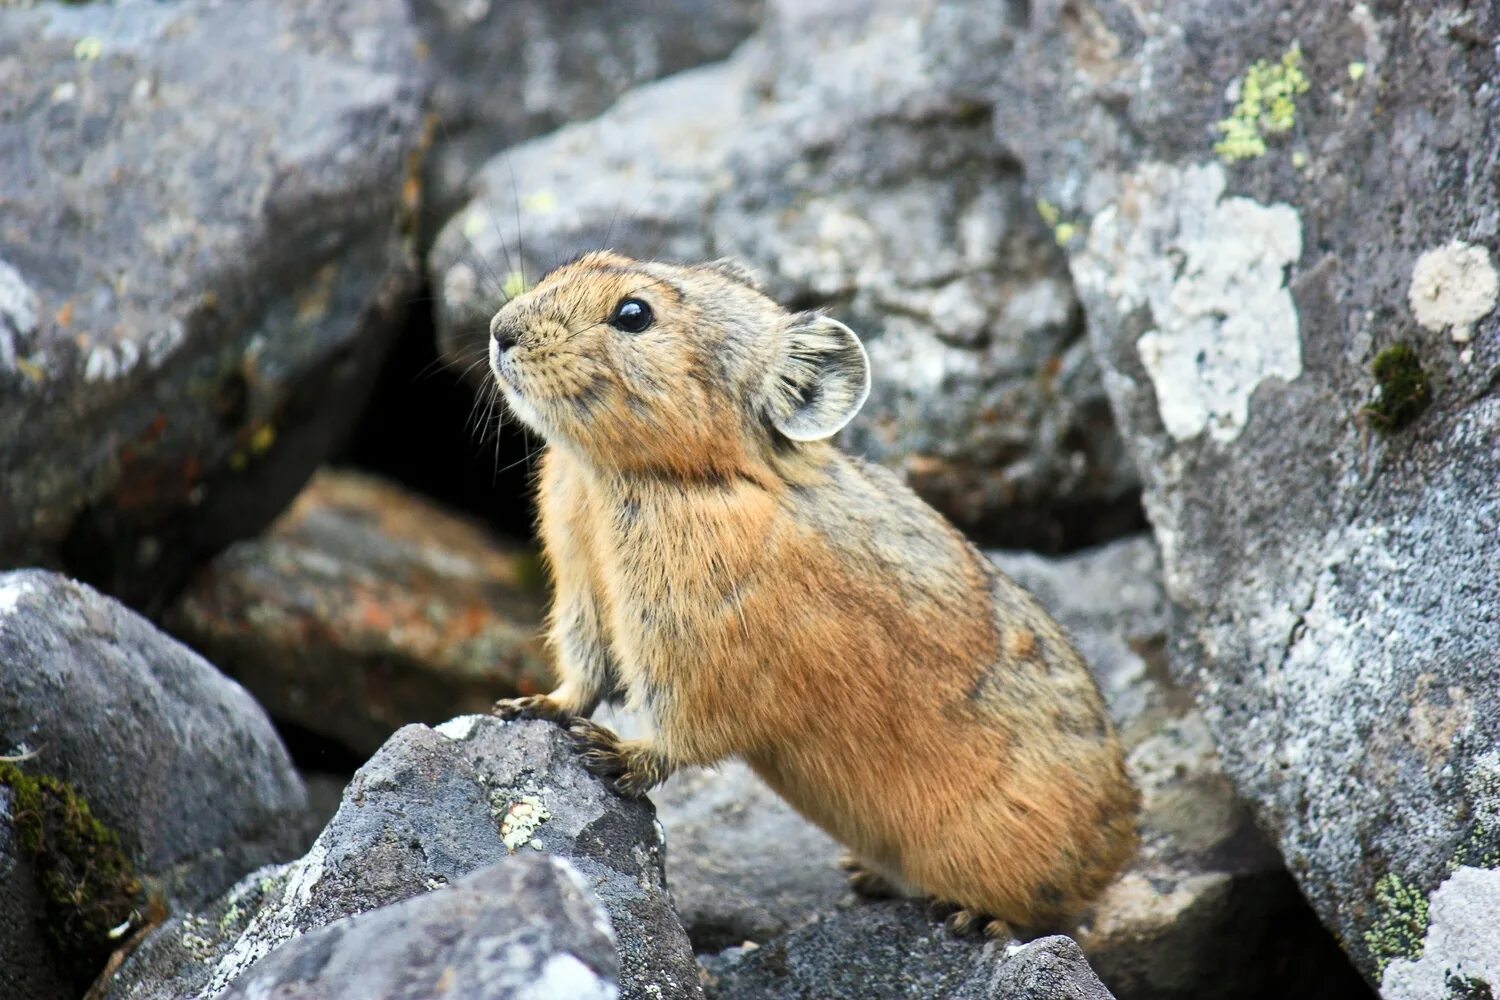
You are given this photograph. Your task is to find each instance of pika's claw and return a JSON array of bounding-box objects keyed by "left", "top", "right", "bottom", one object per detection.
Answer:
[
  {"left": 491, "top": 695, "right": 570, "bottom": 722},
  {"left": 840, "top": 853, "right": 898, "bottom": 899},
  {"left": 945, "top": 908, "right": 980, "bottom": 935},
  {"left": 982, "top": 918, "right": 1014, "bottom": 941},
  {"left": 566, "top": 718, "right": 667, "bottom": 798}
]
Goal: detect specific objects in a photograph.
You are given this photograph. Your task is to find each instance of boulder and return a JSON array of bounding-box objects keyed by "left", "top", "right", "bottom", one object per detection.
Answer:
[
  {"left": 413, "top": 0, "right": 763, "bottom": 239},
  {"left": 0, "top": 570, "right": 307, "bottom": 1000},
  {"left": 703, "top": 908, "right": 1116, "bottom": 1000},
  {"left": 431, "top": 9, "right": 1141, "bottom": 548},
  {"left": 220, "top": 856, "right": 619, "bottom": 1000},
  {"left": 166, "top": 468, "right": 550, "bottom": 757},
  {"left": 0, "top": 0, "right": 426, "bottom": 611},
  {"left": 986, "top": 0, "right": 1500, "bottom": 989},
  {"left": 105, "top": 717, "right": 702, "bottom": 1000}
]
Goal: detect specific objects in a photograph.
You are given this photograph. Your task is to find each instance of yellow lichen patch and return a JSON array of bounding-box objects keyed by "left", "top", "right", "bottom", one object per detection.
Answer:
[
  {"left": 1214, "top": 46, "right": 1311, "bottom": 163},
  {"left": 73, "top": 37, "right": 103, "bottom": 61},
  {"left": 498, "top": 794, "right": 550, "bottom": 852}
]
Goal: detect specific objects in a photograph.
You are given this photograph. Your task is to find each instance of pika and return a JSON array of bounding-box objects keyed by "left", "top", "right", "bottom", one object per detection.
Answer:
[{"left": 488, "top": 252, "right": 1138, "bottom": 935}]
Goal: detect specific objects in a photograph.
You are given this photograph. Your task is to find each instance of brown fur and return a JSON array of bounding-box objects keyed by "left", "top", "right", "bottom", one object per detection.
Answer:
[{"left": 487, "top": 252, "right": 1139, "bottom": 930}]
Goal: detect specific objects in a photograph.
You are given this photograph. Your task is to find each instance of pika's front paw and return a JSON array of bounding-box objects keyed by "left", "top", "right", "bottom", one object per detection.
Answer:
[
  {"left": 937, "top": 904, "right": 1013, "bottom": 941},
  {"left": 566, "top": 718, "right": 659, "bottom": 798},
  {"left": 491, "top": 694, "right": 570, "bottom": 723},
  {"left": 839, "top": 853, "right": 899, "bottom": 899}
]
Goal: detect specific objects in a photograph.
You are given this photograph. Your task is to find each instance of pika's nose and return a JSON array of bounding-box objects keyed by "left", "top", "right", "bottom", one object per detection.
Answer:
[{"left": 490, "top": 316, "right": 519, "bottom": 353}]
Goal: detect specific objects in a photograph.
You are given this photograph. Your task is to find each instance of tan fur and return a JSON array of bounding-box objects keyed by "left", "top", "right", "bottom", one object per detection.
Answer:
[{"left": 487, "top": 252, "right": 1139, "bottom": 929}]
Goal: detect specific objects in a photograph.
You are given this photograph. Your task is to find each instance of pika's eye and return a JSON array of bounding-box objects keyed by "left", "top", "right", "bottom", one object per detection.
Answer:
[{"left": 609, "top": 298, "right": 653, "bottom": 333}]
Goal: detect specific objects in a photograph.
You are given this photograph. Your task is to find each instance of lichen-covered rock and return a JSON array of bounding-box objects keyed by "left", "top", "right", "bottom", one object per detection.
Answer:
[
  {"left": 703, "top": 906, "right": 1116, "bottom": 1000},
  {"left": 413, "top": 0, "right": 762, "bottom": 239},
  {"left": 0, "top": 0, "right": 426, "bottom": 610},
  {"left": 0, "top": 570, "right": 306, "bottom": 1000},
  {"left": 220, "top": 856, "right": 619, "bottom": 1000},
  {"left": 106, "top": 717, "right": 702, "bottom": 1000},
  {"left": 166, "top": 469, "right": 550, "bottom": 756},
  {"left": 431, "top": 4, "right": 1140, "bottom": 548},
  {"left": 986, "top": 0, "right": 1500, "bottom": 989}
]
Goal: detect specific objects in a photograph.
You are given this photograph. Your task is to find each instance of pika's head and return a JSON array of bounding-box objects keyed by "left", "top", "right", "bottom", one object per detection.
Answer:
[{"left": 487, "top": 251, "right": 870, "bottom": 476}]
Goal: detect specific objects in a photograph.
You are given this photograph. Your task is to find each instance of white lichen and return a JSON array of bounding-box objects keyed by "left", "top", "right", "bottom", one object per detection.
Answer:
[
  {"left": 1408, "top": 240, "right": 1499, "bottom": 344},
  {"left": 0, "top": 259, "right": 39, "bottom": 374},
  {"left": 499, "top": 794, "right": 550, "bottom": 852},
  {"left": 0, "top": 575, "right": 35, "bottom": 617},
  {"left": 1074, "top": 161, "right": 1303, "bottom": 443},
  {"left": 517, "top": 954, "right": 617, "bottom": 1000},
  {"left": 1381, "top": 866, "right": 1500, "bottom": 1000},
  {"left": 434, "top": 715, "right": 484, "bottom": 741}
]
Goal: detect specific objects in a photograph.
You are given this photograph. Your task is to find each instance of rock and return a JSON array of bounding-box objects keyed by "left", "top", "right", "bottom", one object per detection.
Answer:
[
  {"left": 413, "top": 0, "right": 763, "bottom": 239},
  {"left": 166, "top": 469, "right": 550, "bottom": 757},
  {"left": 0, "top": 0, "right": 426, "bottom": 611},
  {"left": 220, "top": 856, "right": 619, "bottom": 1000},
  {"left": 703, "top": 905, "right": 1116, "bottom": 1000},
  {"left": 431, "top": 9, "right": 1141, "bottom": 548},
  {"left": 0, "top": 570, "right": 307, "bottom": 1000},
  {"left": 106, "top": 717, "right": 702, "bottom": 1000},
  {"left": 985, "top": 0, "right": 1500, "bottom": 988}
]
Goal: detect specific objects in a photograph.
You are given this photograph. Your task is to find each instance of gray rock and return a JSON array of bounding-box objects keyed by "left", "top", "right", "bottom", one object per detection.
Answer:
[
  {"left": 984, "top": 0, "right": 1500, "bottom": 990},
  {"left": 414, "top": 0, "right": 762, "bottom": 240},
  {"left": 703, "top": 904, "right": 1115, "bottom": 1000},
  {"left": 0, "top": 0, "right": 425, "bottom": 610},
  {"left": 221, "top": 856, "right": 619, "bottom": 1000},
  {"left": 166, "top": 469, "right": 550, "bottom": 757},
  {"left": 107, "top": 717, "right": 702, "bottom": 1000},
  {"left": 431, "top": 7, "right": 1140, "bottom": 548},
  {"left": 0, "top": 569, "right": 307, "bottom": 1000}
]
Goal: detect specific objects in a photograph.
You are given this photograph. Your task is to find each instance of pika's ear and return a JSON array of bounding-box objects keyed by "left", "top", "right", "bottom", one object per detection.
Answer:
[
  {"left": 766, "top": 313, "right": 871, "bottom": 442},
  {"left": 705, "top": 257, "right": 763, "bottom": 291}
]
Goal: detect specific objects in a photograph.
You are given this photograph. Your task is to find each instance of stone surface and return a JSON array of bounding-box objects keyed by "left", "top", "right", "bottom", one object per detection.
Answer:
[
  {"left": 0, "top": 0, "right": 426, "bottom": 610},
  {"left": 106, "top": 717, "right": 702, "bottom": 1000},
  {"left": 985, "top": 0, "right": 1500, "bottom": 989},
  {"left": 431, "top": 8, "right": 1141, "bottom": 548},
  {"left": 166, "top": 468, "right": 550, "bottom": 756},
  {"left": 703, "top": 906, "right": 1116, "bottom": 1000},
  {"left": 0, "top": 569, "right": 307, "bottom": 1000},
  {"left": 220, "top": 856, "right": 619, "bottom": 1000},
  {"left": 414, "top": 0, "right": 762, "bottom": 240}
]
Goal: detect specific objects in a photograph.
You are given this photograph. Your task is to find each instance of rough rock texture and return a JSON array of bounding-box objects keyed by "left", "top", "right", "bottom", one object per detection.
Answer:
[
  {"left": 0, "top": 0, "right": 426, "bottom": 610},
  {"left": 984, "top": 0, "right": 1500, "bottom": 989},
  {"left": 106, "top": 717, "right": 701, "bottom": 1000},
  {"left": 703, "top": 908, "right": 1116, "bottom": 1000},
  {"left": 414, "top": 0, "right": 763, "bottom": 240},
  {"left": 220, "top": 856, "right": 619, "bottom": 1000},
  {"left": 0, "top": 570, "right": 307, "bottom": 1000},
  {"left": 167, "top": 469, "right": 549, "bottom": 756},
  {"left": 431, "top": 9, "right": 1141, "bottom": 548}
]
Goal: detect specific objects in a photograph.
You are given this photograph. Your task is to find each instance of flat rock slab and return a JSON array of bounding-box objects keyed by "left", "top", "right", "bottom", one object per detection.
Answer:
[
  {"left": 0, "top": 569, "right": 306, "bottom": 1000},
  {"left": 0, "top": 0, "right": 425, "bottom": 608},
  {"left": 106, "top": 717, "right": 702, "bottom": 1000},
  {"left": 220, "top": 856, "right": 619, "bottom": 1000},
  {"left": 986, "top": 0, "right": 1500, "bottom": 989},
  {"left": 167, "top": 468, "right": 550, "bottom": 756}
]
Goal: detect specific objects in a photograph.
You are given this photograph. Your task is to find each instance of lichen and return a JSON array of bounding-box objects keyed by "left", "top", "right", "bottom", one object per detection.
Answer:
[
  {"left": 1364, "top": 344, "right": 1432, "bottom": 432},
  {"left": 1365, "top": 873, "right": 1431, "bottom": 978},
  {"left": 497, "top": 793, "right": 550, "bottom": 851},
  {"left": 1446, "top": 972, "right": 1496, "bottom": 1000},
  {"left": 0, "top": 762, "right": 143, "bottom": 987},
  {"left": 1214, "top": 46, "right": 1311, "bottom": 162}
]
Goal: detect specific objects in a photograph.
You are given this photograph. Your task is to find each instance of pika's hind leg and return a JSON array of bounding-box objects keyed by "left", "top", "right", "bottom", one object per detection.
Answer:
[
  {"left": 932, "top": 902, "right": 1014, "bottom": 941},
  {"left": 839, "top": 853, "right": 901, "bottom": 899},
  {"left": 568, "top": 717, "right": 673, "bottom": 798}
]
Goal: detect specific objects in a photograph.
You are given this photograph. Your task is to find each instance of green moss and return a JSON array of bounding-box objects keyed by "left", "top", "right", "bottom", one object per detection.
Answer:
[
  {"left": 1364, "top": 873, "right": 1430, "bottom": 978},
  {"left": 0, "top": 762, "right": 143, "bottom": 987},
  {"left": 1214, "top": 46, "right": 1311, "bottom": 162},
  {"left": 1364, "top": 344, "right": 1432, "bottom": 432},
  {"left": 1446, "top": 972, "right": 1496, "bottom": 1000}
]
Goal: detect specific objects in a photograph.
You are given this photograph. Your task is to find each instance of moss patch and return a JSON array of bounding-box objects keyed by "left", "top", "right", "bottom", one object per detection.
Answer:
[
  {"left": 0, "top": 762, "right": 143, "bottom": 988},
  {"left": 1446, "top": 973, "right": 1496, "bottom": 1000},
  {"left": 1364, "top": 872, "right": 1431, "bottom": 979},
  {"left": 1364, "top": 343, "right": 1432, "bottom": 432},
  {"left": 1214, "top": 46, "right": 1311, "bottom": 162}
]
